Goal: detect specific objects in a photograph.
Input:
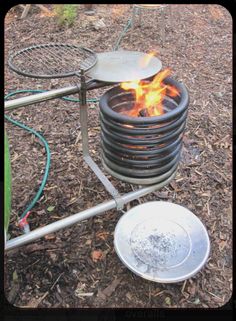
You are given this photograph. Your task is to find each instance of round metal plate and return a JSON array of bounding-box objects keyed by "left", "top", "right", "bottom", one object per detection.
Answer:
[
  {"left": 114, "top": 201, "right": 210, "bottom": 283},
  {"left": 86, "top": 51, "right": 162, "bottom": 83}
]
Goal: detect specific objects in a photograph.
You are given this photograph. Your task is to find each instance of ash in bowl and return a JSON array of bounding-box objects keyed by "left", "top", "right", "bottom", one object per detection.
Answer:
[{"left": 130, "top": 218, "right": 191, "bottom": 269}]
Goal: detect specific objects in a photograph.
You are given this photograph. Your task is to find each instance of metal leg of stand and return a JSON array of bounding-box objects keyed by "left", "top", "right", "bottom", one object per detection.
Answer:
[
  {"left": 161, "top": 7, "right": 165, "bottom": 46},
  {"left": 130, "top": 5, "right": 135, "bottom": 43},
  {"left": 20, "top": 4, "right": 31, "bottom": 19},
  {"left": 79, "top": 75, "right": 124, "bottom": 210},
  {"left": 5, "top": 170, "right": 176, "bottom": 251},
  {"left": 169, "top": 5, "right": 173, "bottom": 28},
  {"left": 138, "top": 7, "right": 142, "bottom": 27}
]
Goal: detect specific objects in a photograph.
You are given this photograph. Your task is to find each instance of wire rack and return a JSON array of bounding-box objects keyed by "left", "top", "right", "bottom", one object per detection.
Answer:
[{"left": 8, "top": 43, "right": 97, "bottom": 79}]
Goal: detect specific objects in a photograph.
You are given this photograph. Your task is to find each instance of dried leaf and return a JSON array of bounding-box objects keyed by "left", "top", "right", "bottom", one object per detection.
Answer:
[
  {"left": 201, "top": 192, "right": 211, "bottom": 197},
  {"left": 170, "top": 181, "right": 178, "bottom": 190},
  {"left": 154, "top": 191, "right": 169, "bottom": 199},
  {"left": 187, "top": 285, "right": 196, "bottom": 296},
  {"left": 75, "top": 292, "right": 94, "bottom": 297},
  {"left": 102, "top": 278, "right": 121, "bottom": 297},
  {"left": 48, "top": 252, "right": 57, "bottom": 262},
  {"left": 194, "top": 298, "right": 201, "bottom": 305},
  {"left": 44, "top": 233, "right": 56, "bottom": 240},
  {"left": 219, "top": 232, "right": 227, "bottom": 240},
  {"left": 25, "top": 292, "right": 49, "bottom": 308},
  {"left": 85, "top": 239, "right": 92, "bottom": 245},
  {"left": 95, "top": 278, "right": 121, "bottom": 304},
  {"left": 37, "top": 209, "right": 46, "bottom": 215},
  {"left": 11, "top": 152, "right": 21, "bottom": 162},
  {"left": 219, "top": 240, "right": 227, "bottom": 251},
  {"left": 91, "top": 249, "right": 103, "bottom": 262},
  {"left": 96, "top": 231, "right": 109, "bottom": 241},
  {"left": 24, "top": 243, "right": 58, "bottom": 253},
  {"left": 126, "top": 292, "right": 132, "bottom": 301},
  {"left": 75, "top": 282, "right": 86, "bottom": 292}
]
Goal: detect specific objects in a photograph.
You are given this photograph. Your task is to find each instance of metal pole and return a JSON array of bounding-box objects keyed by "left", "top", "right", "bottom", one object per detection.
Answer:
[
  {"left": 4, "top": 85, "right": 81, "bottom": 111},
  {"left": 161, "top": 7, "right": 165, "bottom": 46},
  {"left": 79, "top": 72, "right": 123, "bottom": 209},
  {"left": 5, "top": 171, "right": 176, "bottom": 251}
]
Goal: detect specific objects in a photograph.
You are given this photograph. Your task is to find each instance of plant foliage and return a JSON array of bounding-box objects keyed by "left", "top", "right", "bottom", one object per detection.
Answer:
[
  {"left": 4, "top": 132, "right": 11, "bottom": 233},
  {"left": 53, "top": 4, "right": 78, "bottom": 27}
]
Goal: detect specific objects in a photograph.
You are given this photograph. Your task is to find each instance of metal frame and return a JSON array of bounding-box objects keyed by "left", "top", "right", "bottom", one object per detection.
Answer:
[
  {"left": 4, "top": 81, "right": 176, "bottom": 251},
  {"left": 130, "top": 4, "right": 172, "bottom": 46},
  {"left": 79, "top": 72, "right": 125, "bottom": 210},
  {"left": 8, "top": 44, "right": 97, "bottom": 79}
]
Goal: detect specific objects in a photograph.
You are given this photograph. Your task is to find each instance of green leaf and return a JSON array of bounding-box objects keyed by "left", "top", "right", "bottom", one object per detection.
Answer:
[
  {"left": 13, "top": 270, "right": 18, "bottom": 282},
  {"left": 47, "top": 206, "right": 55, "bottom": 212},
  {"left": 4, "top": 132, "right": 11, "bottom": 233},
  {"left": 165, "top": 296, "right": 171, "bottom": 306}
]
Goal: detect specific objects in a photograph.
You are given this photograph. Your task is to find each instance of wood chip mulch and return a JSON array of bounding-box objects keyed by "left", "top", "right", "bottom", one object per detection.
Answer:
[{"left": 4, "top": 4, "right": 232, "bottom": 308}]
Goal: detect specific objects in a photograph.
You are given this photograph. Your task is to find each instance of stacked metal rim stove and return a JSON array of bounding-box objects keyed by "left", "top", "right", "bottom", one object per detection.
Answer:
[
  {"left": 7, "top": 44, "right": 189, "bottom": 187},
  {"left": 100, "top": 78, "right": 189, "bottom": 185}
]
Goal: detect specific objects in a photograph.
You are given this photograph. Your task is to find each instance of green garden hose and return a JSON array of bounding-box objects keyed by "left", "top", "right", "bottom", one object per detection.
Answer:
[
  {"left": 113, "top": 18, "right": 132, "bottom": 50},
  {"left": 4, "top": 89, "right": 99, "bottom": 222},
  {"left": 5, "top": 113, "right": 51, "bottom": 221}
]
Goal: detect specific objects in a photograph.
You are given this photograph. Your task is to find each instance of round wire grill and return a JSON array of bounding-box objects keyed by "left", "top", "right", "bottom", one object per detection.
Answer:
[{"left": 8, "top": 43, "right": 97, "bottom": 79}]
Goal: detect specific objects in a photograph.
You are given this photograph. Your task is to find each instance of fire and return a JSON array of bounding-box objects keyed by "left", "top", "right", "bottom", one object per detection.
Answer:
[
  {"left": 120, "top": 67, "right": 179, "bottom": 117},
  {"left": 139, "top": 51, "right": 157, "bottom": 68}
]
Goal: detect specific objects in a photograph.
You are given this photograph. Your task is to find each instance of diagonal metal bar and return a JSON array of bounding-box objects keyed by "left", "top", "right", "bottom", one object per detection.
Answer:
[
  {"left": 79, "top": 72, "right": 124, "bottom": 209},
  {"left": 5, "top": 170, "right": 176, "bottom": 251}
]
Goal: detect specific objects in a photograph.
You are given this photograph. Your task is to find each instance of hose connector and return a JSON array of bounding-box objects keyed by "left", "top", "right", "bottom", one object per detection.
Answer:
[{"left": 18, "top": 212, "right": 31, "bottom": 234}]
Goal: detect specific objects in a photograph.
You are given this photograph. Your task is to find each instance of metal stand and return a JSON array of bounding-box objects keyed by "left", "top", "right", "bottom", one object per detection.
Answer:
[
  {"left": 130, "top": 4, "right": 172, "bottom": 46},
  {"left": 79, "top": 71, "right": 124, "bottom": 210},
  {"left": 4, "top": 80, "right": 176, "bottom": 251}
]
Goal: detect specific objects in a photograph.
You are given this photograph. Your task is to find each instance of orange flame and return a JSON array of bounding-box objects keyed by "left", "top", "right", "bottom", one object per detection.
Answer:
[
  {"left": 139, "top": 51, "right": 157, "bottom": 68},
  {"left": 120, "top": 67, "right": 179, "bottom": 117}
]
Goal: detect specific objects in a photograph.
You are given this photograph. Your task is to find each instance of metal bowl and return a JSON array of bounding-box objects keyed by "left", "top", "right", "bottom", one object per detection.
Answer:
[{"left": 114, "top": 201, "right": 210, "bottom": 283}]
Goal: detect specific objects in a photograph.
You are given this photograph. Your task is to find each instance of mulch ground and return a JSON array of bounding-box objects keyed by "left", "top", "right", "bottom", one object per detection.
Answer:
[{"left": 4, "top": 4, "right": 232, "bottom": 308}]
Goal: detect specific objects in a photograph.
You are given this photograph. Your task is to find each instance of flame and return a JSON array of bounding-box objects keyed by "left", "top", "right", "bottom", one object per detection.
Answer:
[
  {"left": 120, "top": 67, "right": 179, "bottom": 117},
  {"left": 139, "top": 51, "right": 156, "bottom": 68}
]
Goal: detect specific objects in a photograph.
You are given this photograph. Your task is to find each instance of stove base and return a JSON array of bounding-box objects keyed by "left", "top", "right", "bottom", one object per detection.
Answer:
[{"left": 102, "top": 158, "right": 178, "bottom": 185}]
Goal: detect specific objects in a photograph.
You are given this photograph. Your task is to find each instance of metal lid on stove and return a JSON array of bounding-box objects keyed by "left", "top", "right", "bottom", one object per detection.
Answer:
[
  {"left": 114, "top": 201, "right": 210, "bottom": 283},
  {"left": 86, "top": 50, "right": 162, "bottom": 83}
]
